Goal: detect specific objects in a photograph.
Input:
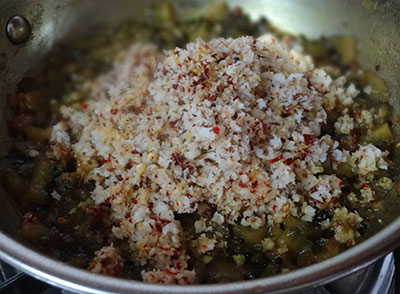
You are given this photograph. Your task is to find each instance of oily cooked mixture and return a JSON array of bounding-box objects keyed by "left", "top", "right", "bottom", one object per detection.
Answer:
[{"left": 1, "top": 3, "right": 399, "bottom": 284}]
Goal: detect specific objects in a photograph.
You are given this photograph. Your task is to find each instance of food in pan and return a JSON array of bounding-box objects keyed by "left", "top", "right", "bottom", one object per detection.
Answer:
[{"left": 1, "top": 2, "right": 398, "bottom": 284}]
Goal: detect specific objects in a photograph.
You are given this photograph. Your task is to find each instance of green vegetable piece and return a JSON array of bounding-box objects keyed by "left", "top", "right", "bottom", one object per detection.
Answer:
[
  {"left": 277, "top": 227, "right": 309, "bottom": 254},
  {"left": 149, "top": 2, "right": 177, "bottom": 26},
  {"left": 333, "top": 36, "right": 357, "bottom": 65},
  {"left": 10, "top": 91, "right": 42, "bottom": 112},
  {"left": 187, "top": 23, "right": 211, "bottom": 42},
  {"left": 362, "top": 0, "right": 375, "bottom": 9},
  {"left": 363, "top": 71, "right": 388, "bottom": 101},
  {"left": 62, "top": 91, "right": 86, "bottom": 105},
  {"left": 68, "top": 256, "right": 88, "bottom": 268},
  {"left": 25, "top": 158, "right": 55, "bottom": 205},
  {"left": 336, "top": 162, "right": 354, "bottom": 178},
  {"left": 20, "top": 217, "right": 49, "bottom": 242},
  {"left": 377, "top": 177, "right": 394, "bottom": 190},
  {"left": 205, "top": 257, "right": 243, "bottom": 283},
  {"left": 24, "top": 126, "right": 51, "bottom": 143},
  {"left": 375, "top": 104, "right": 391, "bottom": 124},
  {"left": 232, "top": 224, "right": 269, "bottom": 245},
  {"left": 2, "top": 173, "right": 28, "bottom": 197},
  {"left": 322, "top": 156, "right": 332, "bottom": 174},
  {"left": 302, "top": 38, "right": 328, "bottom": 60},
  {"left": 366, "top": 123, "right": 393, "bottom": 144},
  {"left": 296, "top": 247, "right": 315, "bottom": 267},
  {"left": 232, "top": 254, "right": 246, "bottom": 267},
  {"left": 261, "top": 237, "right": 275, "bottom": 251},
  {"left": 315, "top": 239, "right": 341, "bottom": 262},
  {"left": 203, "top": 255, "right": 214, "bottom": 264},
  {"left": 205, "top": 2, "right": 230, "bottom": 21}
]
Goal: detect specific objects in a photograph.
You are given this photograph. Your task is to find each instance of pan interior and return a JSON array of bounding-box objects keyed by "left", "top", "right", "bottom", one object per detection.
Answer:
[{"left": 0, "top": 0, "right": 399, "bottom": 287}]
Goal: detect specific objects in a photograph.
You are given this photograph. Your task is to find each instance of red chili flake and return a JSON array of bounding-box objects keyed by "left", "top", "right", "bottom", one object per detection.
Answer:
[
  {"left": 110, "top": 108, "right": 119, "bottom": 115},
  {"left": 251, "top": 181, "right": 259, "bottom": 189},
  {"left": 155, "top": 222, "right": 162, "bottom": 232},
  {"left": 102, "top": 155, "right": 112, "bottom": 164},
  {"left": 269, "top": 154, "right": 283, "bottom": 164},
  {"left": 239, "top": 181, "right": 248, "bottom": 188},
  {"left": 253, "top": 39, "right": 257, "bottom": 45},
  {"left": 181, "top": 276, "right": 188, "bottom": 283},
  {"left": 171, "top": 152, "right": 186, "bottom": 165},
  {"left": 169, "top": 119, "right": 179, "bottom": 126},
  {"left": 79, "top": 175, "right": 85, "bottom": 188},
  {"left": 303, "top": 134, "right": 314, "bottom": 145},
  {"left": 125, "top": 212, "right": 131, "bottom": 218},
  {"left": 262, "top": 123, "right": 267, "bottom": 135},
  {"left": 158, "top": 246, "right": 170, "bottom": 251},
  {"left": 81, "top": 103, "right": 89, "bottom": 110},
  {"left": 157, "top": 217, "right": 171, "bottom": 224},
  {"left": 207, "top": 94, "right": 216, "bottom": 101},
  {"left": 272, "top": 205, "right": 277, "bottom": 212},
  {"left": 131, "top": 150, "right": 138, "bottom": 155},
  {"left": 264, "top": 181, "right": 270, "bottom": 187},
  {"left": 229, "top": 179, "right": 234, "bottom": 183},
  {"left": 165, "top": 268, "right": 177, "bottom": 275},
  {"left": 58, "top": 146, "right": 70, "bottom": 153},
  {"left": 106, "top": 168, "right": 116, "bottom": 172},
  {"left": 212, "top": 126, "right": 220, "bottom": 135},
  {"left": 176, "top": 261, "right": 183, "bottom": 270},
  {"left": 283, "top": 158, "right": 295, "bottom": 165},
  {"left": 177, "top": 74, "right": 182, "bottom": 81},
  {"left": 128, "top": 218, "right": 133, "bottom": 224},
  {"left": 320, "top": 83, "right": 324, "bottom": 88},
  {"left": 204, "top": 68, "right": 210, "bottom": 79},
  {"left": 86, "top": 205, "right": 108, "bottom": 218},
  {"left": 132, "top": 198, "right": 138, "bottom": 204},
  {"left": 155, "top": 116, "right": 161, "bottom": 119},
  {"left": 362, "top": 183, "right": 369, "bottom": 188}
]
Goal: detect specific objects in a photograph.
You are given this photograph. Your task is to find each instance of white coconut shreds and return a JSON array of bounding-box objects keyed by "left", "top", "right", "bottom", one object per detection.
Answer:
[
  {"left": 88, "top": 244, "right": 125, "bottom": 276},
  {"left": 46, "top": 36, "right": 390, "bottom": 284}
]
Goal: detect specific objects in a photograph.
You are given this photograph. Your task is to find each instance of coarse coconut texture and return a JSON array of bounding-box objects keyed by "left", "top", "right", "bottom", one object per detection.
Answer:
[{"left": 47, "top": 35, "right": 389, "bottom": 284}]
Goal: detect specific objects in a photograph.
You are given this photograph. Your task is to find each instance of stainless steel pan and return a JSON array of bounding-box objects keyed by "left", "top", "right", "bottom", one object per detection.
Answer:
[{"left": 1, "top": 1, "right": 400, "bottom": 293}]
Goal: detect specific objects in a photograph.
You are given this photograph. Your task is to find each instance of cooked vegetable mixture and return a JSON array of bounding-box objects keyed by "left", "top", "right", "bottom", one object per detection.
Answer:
[{"left": 1, "top": 2, "right": 399, "bottom": 284}]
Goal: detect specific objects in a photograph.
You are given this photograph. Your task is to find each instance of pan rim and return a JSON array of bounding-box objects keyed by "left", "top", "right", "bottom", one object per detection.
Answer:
[{"left": 0, "top": 216, "right": 399, "bottom": 294}]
